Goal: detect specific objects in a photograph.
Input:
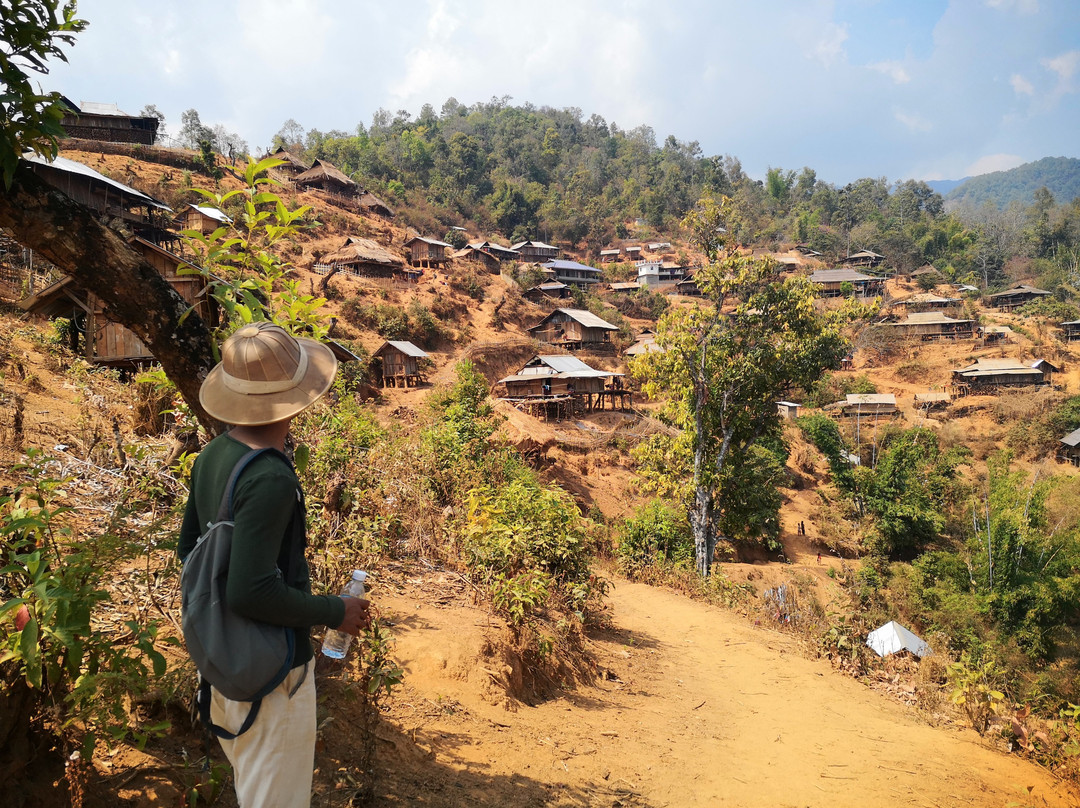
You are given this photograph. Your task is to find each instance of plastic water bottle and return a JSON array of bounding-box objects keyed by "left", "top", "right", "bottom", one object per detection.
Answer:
[{"left": 321, "top": 570, "right": 367, "bottom": 660}]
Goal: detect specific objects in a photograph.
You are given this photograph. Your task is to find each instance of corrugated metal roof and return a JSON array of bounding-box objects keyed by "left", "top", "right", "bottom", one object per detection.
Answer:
[
  {"left": 379, "top": 340, "right": 428, "bottom": 358},
  {"left": 191, "top": 205, "right": 232, "bottom": 223},
  {"left": 989, "top": 285, "right": 1051, "bottom": 298},
  {"left": 511, "top": 240, "right": 557, "bottom": 251},
  {"left": 24, "top": 152, "right": 172, "bottom": 211},
  {"left": 903, "top": 293, "right": 960, "bottom": 304},
  {"left": 553, "top": 308, "right": 619, "bottom": 330},
  {"left": 810, "top": 268, "right": 875, "bottom": 283},
  {"left": 532, "top": 355, "right": 594, "bottom": 373},
  {"left": 79, "top": 101, "right": 129, "bottom": 116},
  {"left": 609, "top": 282, "right": 641, "bottom": 290},
  {"left": 543, "top": 259, "right": 601, "bottom": 273},
  {"left": 599, "top": 249, "right": 621, "bottom": 255},
  {"left": 405, "top": 236, "right": 451, "bottom": 247},
  {"left": 956, "top": 358, "right": 1033, "bottom": 372},
  {"left": 1061, "top": 428, "right": 1080, "bottom": 447},
  {"left": 915, "top": 392, "right": 950, "bottom": 403},
  {"left": 896, "top": 312, "right": 971, "bottom": 325},
  {"left": 845, "top": 394, "right": 896, "bottom": 405}
]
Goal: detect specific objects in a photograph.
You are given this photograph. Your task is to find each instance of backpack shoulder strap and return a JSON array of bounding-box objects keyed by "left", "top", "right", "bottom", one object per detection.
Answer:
[{"left": 214, "top": 447, "right": 274, "bottom": 523}]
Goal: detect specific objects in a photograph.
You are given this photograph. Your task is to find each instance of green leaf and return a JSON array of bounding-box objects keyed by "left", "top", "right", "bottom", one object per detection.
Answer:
[{"left": 19, "top": 617, "right": 41, "bottom": 689}]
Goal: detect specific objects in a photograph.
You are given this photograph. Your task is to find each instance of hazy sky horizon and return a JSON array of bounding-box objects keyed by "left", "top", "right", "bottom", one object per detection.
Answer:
[{"left": 43, "top": 0, "right": 1080, "bottom": 187}]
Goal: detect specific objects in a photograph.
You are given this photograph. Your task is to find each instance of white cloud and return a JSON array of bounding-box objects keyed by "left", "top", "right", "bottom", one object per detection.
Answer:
[
  {"left": 869, "top": 61, "right": 911, "bottom": 84},
  {"left": 894, "top": 110, "right": 933, "bottom": 133},
  {"left": 1010, "top": 74, "right": 1034, "bottom": 95},
  {"left": 964, "top": 153, "right": 1026, "bottom": 175},
  {"left": 985, "top": 0, "right": 1039, "bottom": 14},
  {"left": 1043, "top": 50, "right": 1080, "bottom": 82},
  {"left": 806, "top": 22, "right": 849, "bottom": 67}
]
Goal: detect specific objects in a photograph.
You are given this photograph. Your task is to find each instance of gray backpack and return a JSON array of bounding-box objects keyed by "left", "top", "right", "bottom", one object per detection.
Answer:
[{"left": 180, "top": 448, "right": 297, "bottom": 738}]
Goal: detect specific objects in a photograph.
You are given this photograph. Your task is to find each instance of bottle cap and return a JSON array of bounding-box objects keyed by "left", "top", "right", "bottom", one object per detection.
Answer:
[{"left": 351, "top": 570, "right": 368, "bottom": 582}]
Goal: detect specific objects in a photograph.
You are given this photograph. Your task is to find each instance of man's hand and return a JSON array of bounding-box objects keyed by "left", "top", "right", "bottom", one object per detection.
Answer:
[{"left": 336, "top": 596, "right": 371, "bottom": 636}]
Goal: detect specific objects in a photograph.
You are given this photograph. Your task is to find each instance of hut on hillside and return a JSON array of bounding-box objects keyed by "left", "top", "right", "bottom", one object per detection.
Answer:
[
  {"left": 810, "top": 268, "right": 884, "bottom": 297},
  {"left": 1062, "top": 321, "right": 1080, "bottom": 342},
  {"left": 899, "top": 292, "right": 960, "bottom": 310},
  {"left": 22, "top": 152, "right": 173, "bottom": 243},
  {"left": 373, "top": 340, "right": 429, "bottom": 387},
  {"left": 542, "top": 259, "right": 602, "bottom": 287},
  {"left": 453, "top": 245, "right": 500, "bottom": 272},
  {"left": 263, "top": 147, "right": 309, "bottom": 181},
  {"left": 988, "top": 285, "right": 1051, "bottom": 311},
  {"left": 358, "top": 191, "right": 394, "bottom": 218},
  {"left": 599, "top": 248, "right": 621, "bottom": 263},
  {"left": 59, "top": 100, "right": 160, "bottom": 145},
  {"left": 1059, "top": 428, "right": 1080, "bottom": 466},
  {"left": 914, "top": 392, "right": 950, "bottom": 411},
  {"left": 511, "top": 240, "right": 559, "bottom": 262},
  {"left": 315, "top": 236, "right": 406, "bottom": 278},
  {"left": 293, "top": 160, "right": 359, "bottom": 197},
  {"left": 19, "top": 237, "right": 216, "bottom": 366},
  {"left": 522, "top": 281, "right": 571, "bottom": 303},
  {"left": 497, "top": 354, "right": 628, "bottom": 416},
  {"left": 777, "top": 401, "right": 801, "bottom": 419},
  {"left": 951, "top": 357, "right": 1054, "bottom": 393},
  {"left": 179, "top": 204, "right": 232, "bottom": 234},
  {"left": 834, "top": 394, "right": 897, "bottom": 417},
  {"left": 470, "top": 241, "right": 520, "bottom": 262},
  {"left": 609, "top": 281, "right": 641, "bottom": 294},
  {"left": 884, "top": 312, "right": 974, "bottom": 339},
  {"left": 404, "top": 236, "right": 451, "bottom": 268},
  {"left": 981, "top": 325, "right": 1013, "bottom": 344},
  {"left": 527, "top": 308, "right": 619, "bottom": 349},
  {"left": 675, "top": 273, "right": 702, "bottom": 296},
  {"left": 839, "top": 250, "right": 885, "bottom": 268}
]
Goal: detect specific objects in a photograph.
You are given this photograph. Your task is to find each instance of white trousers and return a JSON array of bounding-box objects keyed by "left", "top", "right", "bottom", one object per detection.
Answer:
[{"left": 210, "top": 663, "right": 316, "bottom": 808}]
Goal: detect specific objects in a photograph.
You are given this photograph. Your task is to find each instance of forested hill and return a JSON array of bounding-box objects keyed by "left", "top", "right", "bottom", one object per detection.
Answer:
[
  {"left": 288, "top": 98, "right": 733, "bottom": 252},
  {"left": 944, "top": 156, "right": 1080, "bottom": 209}
]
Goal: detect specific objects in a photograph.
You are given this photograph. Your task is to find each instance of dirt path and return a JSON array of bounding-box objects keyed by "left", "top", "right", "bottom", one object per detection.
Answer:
[{"left": 369, "top": 575, "right": 1075, "bottom": 808}]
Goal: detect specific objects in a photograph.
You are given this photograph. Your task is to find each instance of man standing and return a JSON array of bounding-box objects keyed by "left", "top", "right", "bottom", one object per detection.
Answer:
[{"left": 179, "top": 322, "right": 369, "bottom": 807}]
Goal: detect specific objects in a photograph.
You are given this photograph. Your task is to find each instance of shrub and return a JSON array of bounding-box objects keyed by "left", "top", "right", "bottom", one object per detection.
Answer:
[{"left": 617, "top": 499, "right": 692, "bottom": 573}]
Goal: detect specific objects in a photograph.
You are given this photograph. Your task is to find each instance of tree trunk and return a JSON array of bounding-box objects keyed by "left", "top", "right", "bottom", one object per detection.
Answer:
[
  {"left": 0, "top": 660, "right": 36, "bottom": 788},
  {"left": 0, "top": 163, "right": 223, "bottom": 433},
  {"left": 691, "top": 483, "right": 713, "bottom": 577},
  {"left": 691, "top": 368, "right": 713, "bottom": 576}
]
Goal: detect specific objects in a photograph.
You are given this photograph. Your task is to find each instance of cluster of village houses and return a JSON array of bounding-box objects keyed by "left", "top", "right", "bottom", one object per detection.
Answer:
[{"left": 4, "top": 102, "right": 1080, "bottom": 464}]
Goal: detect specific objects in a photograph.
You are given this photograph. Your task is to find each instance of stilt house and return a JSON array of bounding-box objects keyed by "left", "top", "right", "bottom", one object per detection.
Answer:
[
  {"left": 19, "top": 237, "right": 216, "bottom": 366},
  {"left": 1059, "top": 428, "right": 1080, "bottom": 466},
  {"left": 810, "top": 268, "right": 884, "bottom": 297},
  {"left": 511, "top": 240, "right": 559, "bottom": 262},
  {"left": 315, "top": 237, "right": 405, "bottom": 278},
  {"left": 404, "top": 236, "right": 451, "bottom": 268},
  {"left": 951, "top": 358, "right": 1053, "bottom": 392},
  {"left": 59, "top": 100, "right": 160, "bottom": 145},
  {"left": 373, "top": 341, "right": 429, "bottom": 387},
  {"left": 527, "top": 308, "right": 619, "bottom": 348},
  {"left": 884, "top": 312, "right": 974, "bottom": 339},
  {"left": 988, "top": 285, "right": 1051, "bottom": 311},
  {"left": 179, "top": 204, "right": 232, "bottom": 234}
]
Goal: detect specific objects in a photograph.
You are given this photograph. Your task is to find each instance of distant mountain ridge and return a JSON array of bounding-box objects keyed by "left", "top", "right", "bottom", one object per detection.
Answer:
[
  {"left": 924, "top": 177, "right": 970, "bottom": 196},
  {"left": 940, "top": 156, "right": 1080, "bottom": 209}
]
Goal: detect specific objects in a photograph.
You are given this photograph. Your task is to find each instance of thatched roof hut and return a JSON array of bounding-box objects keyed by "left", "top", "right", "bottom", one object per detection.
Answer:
[
  {"left": 294, "top": 160, "right": 358, "bottom": 195},
  {"left": 318, "top": 237, "right": 404, "bottom": 277},
  {"left": 358, "top": 191, "right": 394, "bottom": 218}
]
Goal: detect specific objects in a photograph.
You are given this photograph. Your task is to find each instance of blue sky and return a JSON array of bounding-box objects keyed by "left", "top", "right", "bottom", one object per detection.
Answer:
[{"left": 44, "top": 0, "right": 1080, "bottom": 185}]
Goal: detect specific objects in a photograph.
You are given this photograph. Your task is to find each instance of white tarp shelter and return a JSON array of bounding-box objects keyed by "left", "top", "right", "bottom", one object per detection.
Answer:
[{"left": 866, "top": 621, "right": 932, "bottom": 658}]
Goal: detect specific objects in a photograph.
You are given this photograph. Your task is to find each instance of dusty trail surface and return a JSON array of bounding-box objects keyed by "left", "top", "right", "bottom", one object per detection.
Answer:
[{"left": 369, "top": 575, "right": 1073, "bottom": 808}]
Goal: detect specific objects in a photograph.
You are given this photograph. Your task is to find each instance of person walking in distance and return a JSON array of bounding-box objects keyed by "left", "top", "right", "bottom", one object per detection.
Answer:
[{"left": 178, "top": 322, "right": 370, "bottom": 807}]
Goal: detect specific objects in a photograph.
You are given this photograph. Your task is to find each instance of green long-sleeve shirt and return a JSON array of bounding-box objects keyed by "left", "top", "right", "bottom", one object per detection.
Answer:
[{"left": 178, "top": 433, "right": 345, "bottom": 667}]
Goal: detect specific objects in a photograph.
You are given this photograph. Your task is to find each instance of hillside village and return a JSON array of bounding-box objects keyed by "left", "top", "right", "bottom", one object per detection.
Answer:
[{"left": 5, "top": 110, "right": 1080, "bottom": 807}]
